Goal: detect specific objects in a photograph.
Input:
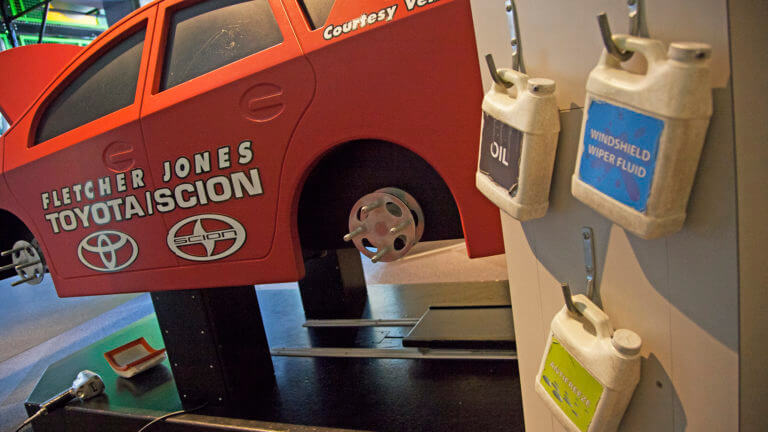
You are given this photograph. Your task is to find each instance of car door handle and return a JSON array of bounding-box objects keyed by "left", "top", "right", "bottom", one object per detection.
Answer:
[{"left": 241, "top": 84, "right": 284, "bottom": 122}]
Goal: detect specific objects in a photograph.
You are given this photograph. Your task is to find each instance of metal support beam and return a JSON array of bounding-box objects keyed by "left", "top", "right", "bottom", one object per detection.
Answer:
[
  {"left": 271, "top": 347, "right": 517, "bottom": 361},
  {"left": 303, "top": 318, "right": 419, "bottom": 328},
  {"left": 37, "top": 1, "right": 48, "bottom": 43}
]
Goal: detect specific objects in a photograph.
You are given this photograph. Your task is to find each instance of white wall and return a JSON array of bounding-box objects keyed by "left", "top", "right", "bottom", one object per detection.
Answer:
[
  {"left": 469, "top": 1, "right": 744, "bottom": 430},
  {"left": 471, "top": 0, "right": 730, "bottom": 109}
]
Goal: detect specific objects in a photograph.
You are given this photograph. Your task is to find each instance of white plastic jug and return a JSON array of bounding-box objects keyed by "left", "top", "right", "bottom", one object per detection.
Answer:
[
  {"left": 536, "top": 294, "right": 641, "bottom": 432},
  {"left": 571, "top": 35, "right": 713, "bottom": 239},
  {"left": 476, "top": 68, "right": 560, "bottom": 221}
]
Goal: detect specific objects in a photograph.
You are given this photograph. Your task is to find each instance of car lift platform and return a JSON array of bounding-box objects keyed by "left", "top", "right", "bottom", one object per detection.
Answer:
[{"left": 25, "top": 281, "right": 524, "bottom": 432}]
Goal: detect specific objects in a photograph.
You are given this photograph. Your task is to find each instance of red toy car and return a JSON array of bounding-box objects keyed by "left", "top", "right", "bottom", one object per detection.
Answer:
[{"left": 0, "top": 0, "right": 502, "bottom": 297}]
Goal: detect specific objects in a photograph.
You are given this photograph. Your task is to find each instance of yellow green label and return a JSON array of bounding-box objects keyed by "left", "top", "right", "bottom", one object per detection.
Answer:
[{"left": 540, "top": 338, "right": 604, "bottom": 432}]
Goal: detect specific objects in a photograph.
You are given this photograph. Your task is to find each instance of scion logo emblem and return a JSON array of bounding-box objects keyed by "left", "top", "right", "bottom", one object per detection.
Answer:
[
  {"left": 78, "top": 230, "right": 138, "bottom": 272},
  {"left": 167, "top": 214, "right": 246, "bottom": 262}
]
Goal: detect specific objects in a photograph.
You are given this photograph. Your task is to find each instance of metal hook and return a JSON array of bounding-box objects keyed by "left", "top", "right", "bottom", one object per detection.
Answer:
[
  {"left": 505, "top": 0, "right": 525, "bottom": 73},
  {"left": 561, "top": 283, "right": 581, "bottom": 316},
  {"left": 597, "top": 0, "right": 643, "bottom": 62},
  {"left": 485, "top": 54, "right": 513, "bottom": 88}
]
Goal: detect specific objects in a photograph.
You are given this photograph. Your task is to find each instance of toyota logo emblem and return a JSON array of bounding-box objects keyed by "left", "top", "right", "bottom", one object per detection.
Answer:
[
  {"left": 77, "top": 230, "right": 138, "bottom": 272},
  {"left": 167, "top": 214, "right": 246, "bottom": 262}
]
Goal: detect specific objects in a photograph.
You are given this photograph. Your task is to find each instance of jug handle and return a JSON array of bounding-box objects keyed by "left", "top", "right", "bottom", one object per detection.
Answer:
[
  {"left": 601, "top": 34, "right": 666, "bottom": 74},
  {"left": 496, "top": 68, "right": 529, "bottom": 99},
  {"left": 575, "top": 297, "right": 614, "bottom": 340}
]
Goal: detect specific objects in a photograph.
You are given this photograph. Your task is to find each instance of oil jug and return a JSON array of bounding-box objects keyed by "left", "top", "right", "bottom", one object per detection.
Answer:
[
  {"left": 571, "top": 35, "right": 713, "bottom": 239},
  {"left": 536, "top": 290, "right": 641, "bottom": 432},
  {"left": 476, "top": 67, "right": 560, "bottom": 221}
]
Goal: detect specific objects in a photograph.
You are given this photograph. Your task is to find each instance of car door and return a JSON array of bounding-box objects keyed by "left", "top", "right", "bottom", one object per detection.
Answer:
[
  {"left": 140, "top": 0, "right": 315, "bottom": 265},
  {"left": 2, "top": 6, "right": 176, "bottom": 283}
]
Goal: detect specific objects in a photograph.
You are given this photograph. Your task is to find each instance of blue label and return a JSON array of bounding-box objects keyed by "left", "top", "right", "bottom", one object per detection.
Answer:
[{"left": 579, "top": 100, "right": 664, "bottom": 212}]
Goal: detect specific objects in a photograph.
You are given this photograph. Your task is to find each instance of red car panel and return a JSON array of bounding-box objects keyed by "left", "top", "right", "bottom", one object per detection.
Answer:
[
  {"left": 0, "top": 0, "right": 503, "bottom": 297},
  {"left": 0, "top": 43, "right": 83, "bottom": 125},
  {"left": 140, "top": 0, "right": 315, "bottom": 264}
]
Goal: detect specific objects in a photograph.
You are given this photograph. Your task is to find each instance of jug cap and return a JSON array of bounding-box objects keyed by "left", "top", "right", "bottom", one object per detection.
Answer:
[
  {"left": 668, "top": 42, "right": 712, "bottom": 62},
  {"left": 611, "top": 329, "right": 642, "bottom": 356},
  {"left": 528, "top": 78, "right": 555, "bottom": 95}
]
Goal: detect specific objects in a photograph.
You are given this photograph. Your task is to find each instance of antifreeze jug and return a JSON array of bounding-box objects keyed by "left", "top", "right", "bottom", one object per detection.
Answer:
[
  {"left": 477, "top": 68, "right": 560, "bottom": 221},
  {"left": 536, "top": 291, "right": 641, "bottom": 432},
  {"left": 572, "top": 35, "right": 713, "bottom": 239}
]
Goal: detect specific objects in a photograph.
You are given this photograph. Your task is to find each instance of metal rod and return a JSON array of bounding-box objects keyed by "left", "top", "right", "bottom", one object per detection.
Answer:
[
  {"left": 37, "top": 1, "right": 48, "bottom": 44},
  {"left": 627, "top": 0, "right": 641, "bottom": 36},
  {"left": 16, "top": 260, "right": 41, "bottom": 270},
  {"left": 343, "top": 226, "right": 366, "bottom": 242},
  {"left": 303, "top": 318, "right": 420, "bottom": 328},
  {"left": 271, "top": 347, "right": 517, "bottom": 361},
  {"left": 0, "top": 261, "right": 18, "bottom": 271},
  {"left": 581, "top": 227, "right": 597, "bottom": 303},
  {"left": 370, "top": 247, "right": 391, "bottom": 263},
  {"left": 1, "top": 245, "right": 27, "bottom": 257},
  {"left": 12, "top": 275, "right": 37, "bottom": 286},
  {"left": 360, "top": 200, "right": 382, "bottom": 214},
  {"left": 505, "top": 0, "right": 525, "bottom": 73},
  {"left": 389, "top": 220, "right": 411, "bottom": 235}
]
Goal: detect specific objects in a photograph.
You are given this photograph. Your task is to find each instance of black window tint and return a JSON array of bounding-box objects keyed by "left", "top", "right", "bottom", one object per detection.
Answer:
[
  {"left": 161, "top": 0, "right": 283, "bottom": 90},
  {"left": 297, "top": 0, "right": 334, "bottom": 29},
  {"left": 36, "top": 30, "right": 145, "bottom": 144}
]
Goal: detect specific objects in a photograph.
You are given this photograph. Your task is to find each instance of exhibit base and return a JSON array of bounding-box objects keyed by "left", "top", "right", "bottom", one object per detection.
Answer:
[{"left": 24, "top": 281, "right": 523, "bottom": 432}]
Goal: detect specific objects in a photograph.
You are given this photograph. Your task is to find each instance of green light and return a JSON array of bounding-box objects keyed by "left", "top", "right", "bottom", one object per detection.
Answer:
[
  {"left": 18, "top": 34, "right": 91, "bottom": 46},
  {"left": 10, "top": 0, "right": 107, "bottom": 31}
]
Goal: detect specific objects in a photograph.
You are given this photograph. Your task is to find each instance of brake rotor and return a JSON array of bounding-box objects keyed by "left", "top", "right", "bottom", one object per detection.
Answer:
[
  {"left": 10, "top": 240, "right": 45, "bottom": 285},
  {"left": 344, "top": 187, "right": 424, "bottom": 263}
]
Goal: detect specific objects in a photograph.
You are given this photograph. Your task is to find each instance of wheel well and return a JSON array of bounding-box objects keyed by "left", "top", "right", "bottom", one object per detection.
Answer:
[
  {"left": 0, "top": 209, "right": 33, "bottom": 279},
  {"left": 297, "top": 140, "right": 463, "bottom": 250}
]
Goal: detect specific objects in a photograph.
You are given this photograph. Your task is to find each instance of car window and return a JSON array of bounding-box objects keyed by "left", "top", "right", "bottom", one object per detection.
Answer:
[
  {"left": 160, "top": 0, "right": 283, "bottom": 91},
  {"left": 0, "top": 112, "right": 8, "bottom": 136},
  {"left": 297, "top": 0, "right": 334, "bottom": 29},
  {"left": 35, "top": 29, "right": 146, "bottom": 145}
]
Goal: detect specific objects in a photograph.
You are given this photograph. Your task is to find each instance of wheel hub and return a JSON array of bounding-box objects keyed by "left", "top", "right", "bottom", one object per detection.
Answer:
[
  {"left": 344, "top": 187, "right": 424, "bottom": 263},
  {"left": 3, "top": 240, "right": 45, "bottom": 286}
]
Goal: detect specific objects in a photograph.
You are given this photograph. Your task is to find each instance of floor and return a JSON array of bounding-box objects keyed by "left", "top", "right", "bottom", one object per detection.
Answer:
[{"left": 0, "top": 239, "right": 513, "bottom": 431}]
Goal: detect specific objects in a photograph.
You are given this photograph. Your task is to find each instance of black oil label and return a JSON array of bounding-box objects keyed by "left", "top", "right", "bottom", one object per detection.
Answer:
[{"left": 479, "top": 112, "right": 523, "bottom": 194}]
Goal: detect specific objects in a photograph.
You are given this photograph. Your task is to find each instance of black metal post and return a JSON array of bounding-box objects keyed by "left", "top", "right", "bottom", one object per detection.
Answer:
[
  {"left": 298, "top": 248, "right": 367, "bottom": 319},
  {"left": 151, "top": 286, "right": 275, "bottom": 409},
  {"left": 37, "top": 1, "right": 48, "bottom": 43}
]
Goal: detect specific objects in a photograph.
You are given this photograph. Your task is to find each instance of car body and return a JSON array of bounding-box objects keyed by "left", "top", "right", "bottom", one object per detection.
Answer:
[{"left": 0, "top": 0, "right": 503, "bottom": 297}]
